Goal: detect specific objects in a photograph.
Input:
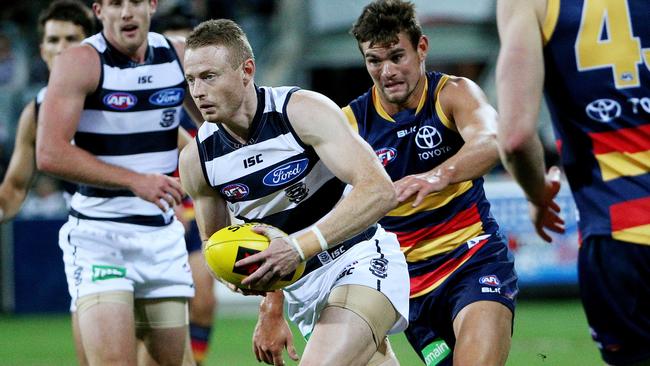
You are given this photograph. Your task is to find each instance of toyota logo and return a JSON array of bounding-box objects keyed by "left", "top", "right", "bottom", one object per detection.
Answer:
[
  {"left": 585, "top": 99, "right": 621, "bottom": 123},
  {"left": 415, "top": 126, "right": 443, "bottom": 149}
]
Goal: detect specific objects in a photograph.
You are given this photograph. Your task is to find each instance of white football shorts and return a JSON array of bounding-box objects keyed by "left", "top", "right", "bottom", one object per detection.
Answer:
[
  {"left": 283, "top": 226, "right": 410, "bottom": 338},
  {"left": 59, "top": 217, "right": 194, "bottom": 312}
]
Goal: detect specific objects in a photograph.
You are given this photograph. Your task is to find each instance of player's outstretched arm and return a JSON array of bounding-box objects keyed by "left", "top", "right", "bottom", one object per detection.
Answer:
[
  {"left": 394, "top": 76, "right": 500, "bottom": 206},
  {"left": 0, "top": 102, "right": 38, "bottom": 222},
  {"left": 496, "top": 0, "right": 565, "bottom": 241},
  {"left": 36, "top": 45, "right": 184, "bottom": 211},
  {"left": 496, "top": 0, "right": 548, "bottom": 204}
]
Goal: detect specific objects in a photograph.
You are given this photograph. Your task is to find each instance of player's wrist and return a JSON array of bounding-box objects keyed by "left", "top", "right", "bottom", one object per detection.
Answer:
[{"left": 288, "top": 226, "right": 328, "bottom": 261}]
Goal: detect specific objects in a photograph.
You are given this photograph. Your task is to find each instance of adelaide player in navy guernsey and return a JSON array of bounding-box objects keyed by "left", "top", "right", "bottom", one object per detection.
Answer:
[
  {"left": 497, "top": 0, "right": 650, "bottom": 364},
  {"left": 36, "top": 0, "right": 203, "bottom": 364}
]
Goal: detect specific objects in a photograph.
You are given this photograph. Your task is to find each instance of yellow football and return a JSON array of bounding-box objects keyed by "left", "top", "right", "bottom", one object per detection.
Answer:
[{"left": 204, "top": 222, "right": 306, "bottom": 290}]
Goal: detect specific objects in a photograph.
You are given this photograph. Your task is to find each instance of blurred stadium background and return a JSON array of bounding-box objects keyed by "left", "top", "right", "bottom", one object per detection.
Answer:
[{"left": 0, "top": 0, "right": 600, "bottom": 365}]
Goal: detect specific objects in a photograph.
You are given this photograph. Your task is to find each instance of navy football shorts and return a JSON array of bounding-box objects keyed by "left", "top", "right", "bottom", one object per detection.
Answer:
[
  {"left": 405, "top": 232, "right": 518, "bottom": 366},
  {"left": 578, "top": 236, "right": 650, "bottom": 365}
]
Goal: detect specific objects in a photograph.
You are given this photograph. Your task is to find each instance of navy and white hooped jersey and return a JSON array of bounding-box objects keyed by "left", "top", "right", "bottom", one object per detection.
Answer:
[
  {"left": 196, "top": 86, "right": 347, "bottom": 234},
  {"left": 71, "top": 32, "right": 186, "bottom": 225}
]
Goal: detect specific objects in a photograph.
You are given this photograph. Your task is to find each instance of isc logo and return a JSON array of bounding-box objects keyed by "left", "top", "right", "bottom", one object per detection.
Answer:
[{"left": 103, "top": 92, "right": 137, "bottom": 110}]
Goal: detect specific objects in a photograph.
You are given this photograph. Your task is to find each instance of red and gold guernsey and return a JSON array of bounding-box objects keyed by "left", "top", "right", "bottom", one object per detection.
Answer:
[
  {"left": 542, "top": 0, "right": 650, "bottom": 245},
  {"left": 343, "top": 71, "right": 500, "bottom": 266}
]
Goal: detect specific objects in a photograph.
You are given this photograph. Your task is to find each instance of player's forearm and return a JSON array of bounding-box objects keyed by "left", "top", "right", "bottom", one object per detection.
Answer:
[
  {"left": 291, "top": 175, "right": 396, "bottom": 259},
  {"left": 434, "top": 134, "right": 499, "bottom": 184},
  {"left": 259, "top": 290, "right": 285, "bottom": 317},
  {"left": 499, "top": 136, "right": 548, "bottom": 205},
  {"left": 37, "top": 142, "right": 141, "bottom": 190},
  {"left": 0, "top": 184, "right": 29, "bottom": 222}
]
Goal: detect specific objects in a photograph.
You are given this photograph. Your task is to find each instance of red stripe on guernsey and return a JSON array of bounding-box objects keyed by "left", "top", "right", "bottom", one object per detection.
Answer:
[
  {"left": 590, "top": 124, "right": 650, "bottom": 154},
  {"left": 610, "top": 197, "right": 650, "bottom": 231},
  {"left": 409, "top": 238, "right": 488, "bottom": 297},
  {"left": 395, "top": 204, "right": 480, "bottom": 248}
]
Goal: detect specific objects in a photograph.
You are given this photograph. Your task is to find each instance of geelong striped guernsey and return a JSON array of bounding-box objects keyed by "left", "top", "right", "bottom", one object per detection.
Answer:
[
  {"left": 70, "top": 32, "right": 186, "bottom": 225},
  {"left": 542, "top": 0, "right": 650, "bottom": 244},
  {"left": 196, "top": 86, "right": 348, "bottom": 235}
]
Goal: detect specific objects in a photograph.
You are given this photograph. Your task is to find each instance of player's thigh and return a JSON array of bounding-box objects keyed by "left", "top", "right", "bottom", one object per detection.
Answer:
[
  {"left": 76, "top": 290, "right": 137, "bottom": 363},
  {"left": 135, "top": 297, "right": 189, "bottom": 365},
  {"left": 452, "top": 300, "right": 512, "bottom": 366},
  {"left": 302, "top": 284, "right": 399, "bottom": 366}
]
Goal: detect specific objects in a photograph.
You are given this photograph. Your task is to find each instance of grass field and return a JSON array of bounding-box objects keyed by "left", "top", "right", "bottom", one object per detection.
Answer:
[{"left": 0, "top": 299, "right": 601, "bottom": 365}]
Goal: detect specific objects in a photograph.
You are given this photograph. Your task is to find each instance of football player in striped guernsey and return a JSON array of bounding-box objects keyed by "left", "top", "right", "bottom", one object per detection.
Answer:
[
  {"left": 497, "top": 0, "right": 650, "bottom": 364},
  {"left": 181, "top": 19, "right": 410, "bottom": 366},
  {"left": 36, "top": 0, "right": 202, "bottom": 365},
  {"left": 0, "top": 1, "right": 94, "bottom": 364}
]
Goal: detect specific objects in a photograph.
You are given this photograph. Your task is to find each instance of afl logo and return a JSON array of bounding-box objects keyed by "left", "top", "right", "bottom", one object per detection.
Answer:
[
  {"left": 149, "top": 88, "right": 185, "bottom": 106},
  {"left": 375, "top": 147, "right": 397, "bottom": 166},
  {"left": 221, "top": 183, "right": 249, "bottom": 201},
  {"left": 479, "top": 275, "right": 500, "bottom": 287},
  {"left": 415, "top": 126, "right": 443, "bottom": 149},
  {"left": 263, "top": 159, "right": 309, "bottom": 186},
  {"left": 103, "top": 92, "right": 137, "bottom": 110},
  {"left": 585, "top": 99, "right": 621, "bottom": 123}
]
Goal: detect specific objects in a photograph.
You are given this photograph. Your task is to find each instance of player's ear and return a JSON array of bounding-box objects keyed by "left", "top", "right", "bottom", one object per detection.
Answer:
[
  {"left": 242, "top": 58, "right": 255, "bottom": 85},
  {"left": 149, "top": 0, "right": 158, "bottom": 14},
  {"left": 92, "top": 2, "right": 103, "bottom": 20},
  {"left": 417, "top": 35, "right": 429, "bottom": 62}
]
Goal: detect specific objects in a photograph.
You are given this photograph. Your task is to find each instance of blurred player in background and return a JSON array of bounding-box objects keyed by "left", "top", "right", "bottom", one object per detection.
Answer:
[
  {"left": 496, "top": 0, "right": 650, "bottom": 365},
  {"left": 181, "top": 18, "right": 410, "bottom": 366},
  {"left": 36, "top": 0, "right": 202, "bottom": 364},
  {"left": 0, "top": 0, "right": 94, "bottom": 364},
  {"left": 156, "top": 13, "right": 219, "bottom": 366}
]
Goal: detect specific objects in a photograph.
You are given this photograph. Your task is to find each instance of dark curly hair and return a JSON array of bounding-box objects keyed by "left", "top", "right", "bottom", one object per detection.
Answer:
[
  {"left": 38, "top": 0, "right": 95, "bottom": 42},
  {"left": 350, "top": 0, "right": 422, "bottom": 51}
]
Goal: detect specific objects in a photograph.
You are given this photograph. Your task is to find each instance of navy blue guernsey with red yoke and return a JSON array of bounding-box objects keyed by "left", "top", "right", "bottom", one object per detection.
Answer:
[
  {"left": 543, "top": 0, "right": 650, "bottom": 244},
  {"left": 343, "top": 72, "right": 502, "bottom": 297}
]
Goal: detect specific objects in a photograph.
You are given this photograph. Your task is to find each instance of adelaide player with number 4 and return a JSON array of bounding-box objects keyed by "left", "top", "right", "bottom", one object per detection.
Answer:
[{"left": 496, "top": 0, "right": 650, "bottom": 364}]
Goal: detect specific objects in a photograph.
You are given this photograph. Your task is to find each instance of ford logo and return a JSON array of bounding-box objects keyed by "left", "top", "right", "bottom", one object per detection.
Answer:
[
  {"left": 263, "top": 159, "right": 309, "bottom": 186},
  {"left": 220, "top": 183, "right": 249, "bottom": 201},
  {"left": 103, "top": 92, "right": 137, "bottom": 110},
  {"left": 375, "top": 147, "right": 397, "bottom": 166},
  {"left": 149, "top": 88, "right": 185, "bottom": 106}
]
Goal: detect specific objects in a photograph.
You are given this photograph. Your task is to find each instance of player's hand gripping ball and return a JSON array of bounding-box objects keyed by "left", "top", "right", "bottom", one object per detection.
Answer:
[{"left": 204, "top": 223, "right": 306, "bottom": 290}]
